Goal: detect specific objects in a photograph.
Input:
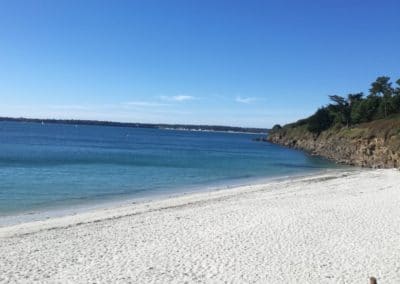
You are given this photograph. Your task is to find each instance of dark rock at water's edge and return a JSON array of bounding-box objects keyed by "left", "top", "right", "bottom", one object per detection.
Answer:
[
  {"left": 253, "top": 137, "right": 269, "bottom": 142},
  {"left": 266, "top": 118, "right": 400, "bottom": 169}
]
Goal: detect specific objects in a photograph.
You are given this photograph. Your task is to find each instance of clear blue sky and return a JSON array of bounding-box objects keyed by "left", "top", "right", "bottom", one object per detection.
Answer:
[{"left": 0, "top": 0, "right": 399, "bottom": 127}]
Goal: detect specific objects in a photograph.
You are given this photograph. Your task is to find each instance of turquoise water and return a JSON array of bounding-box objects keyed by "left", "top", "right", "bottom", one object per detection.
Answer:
[{"left": 0, "top": 121, "right": 338, "bottom": 218}]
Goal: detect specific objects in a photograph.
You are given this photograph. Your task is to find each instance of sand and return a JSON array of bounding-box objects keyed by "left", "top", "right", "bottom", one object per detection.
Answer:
[{"left": 1, "top": 169, "right": 400, "bottom": 283}]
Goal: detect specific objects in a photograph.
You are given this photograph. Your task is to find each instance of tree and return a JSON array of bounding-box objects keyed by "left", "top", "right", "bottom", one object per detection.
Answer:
[
  {"left": 363, "top": 95, "right": 382, "bottom": 121},
  {"left": 347, "top": 93, "right": 363, "bottom": 105},
  {"left": 369, "top": 76, "right": 394, "bottom": 117},
  {"left": 274, "top": 76, "right": 400, "bottom": 136},
  {"left": 307, "top": 107, "right": 334, "bottom": 134},
  {"left": 328, "top": 95, "right": 351, "bottom": 127},
  {"left": 272, "top": 124, "right": 282, "bottom": 131},
  {"left": 348, "top": 93, "right": 364, "bottom": 124},
  {"left": 329, "top": 95, "right": 347, "bottom": 106},
  {"left": 391, "top": 79, "right": 400, "bottom": 113},
  {"left": 396, "top": 79, "right": 400, "bottom": 94}
]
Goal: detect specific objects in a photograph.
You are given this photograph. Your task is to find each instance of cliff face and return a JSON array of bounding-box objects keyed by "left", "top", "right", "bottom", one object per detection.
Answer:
[{"left": 268, "top": 119, "right": 400, "bottom": 168}]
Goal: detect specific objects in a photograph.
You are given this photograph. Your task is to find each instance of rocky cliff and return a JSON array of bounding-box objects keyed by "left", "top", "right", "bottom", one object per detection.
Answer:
[{"left": 267, "top": 118, "right": 400, "bottom": 168}]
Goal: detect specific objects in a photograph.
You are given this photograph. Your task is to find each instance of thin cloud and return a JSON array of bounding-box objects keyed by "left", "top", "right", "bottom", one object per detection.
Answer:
[
  {"left": 42, "top": 104, "right": 93, "bottom": 110},
  {"left": 160, "top": 95, "right": 195, "bottom": 102},
  {"left": 123, "top": 101, "right": 169, "bottom": 107},
  {"left": 235, "top": 96, "right": 257, "bottom": 104}
]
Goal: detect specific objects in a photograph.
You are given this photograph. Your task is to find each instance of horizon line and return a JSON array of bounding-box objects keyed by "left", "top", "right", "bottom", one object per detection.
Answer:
[{"left": 0, "top": 116, "right": 270, "bottom": 132}]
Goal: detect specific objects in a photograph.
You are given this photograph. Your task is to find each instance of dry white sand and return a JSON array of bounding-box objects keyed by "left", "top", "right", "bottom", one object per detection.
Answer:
[{"left": 1, "top": 169, "right": 400, "bottom": 283}]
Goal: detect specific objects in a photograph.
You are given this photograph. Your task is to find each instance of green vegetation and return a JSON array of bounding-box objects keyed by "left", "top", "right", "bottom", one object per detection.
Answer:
[
  {"left": 268, "top": 76, "right": 400, "bottom": 168},
  {"left": 272, "top": 124, "right": 282, "bottom": 131},
  {"left": 286, "top": 76, "right": 400, "bottom": 134}
]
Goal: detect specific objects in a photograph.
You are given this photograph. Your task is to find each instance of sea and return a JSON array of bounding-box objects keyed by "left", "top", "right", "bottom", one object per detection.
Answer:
[{"left": 0, "top": 121, "right": 340, "bottom": 224}]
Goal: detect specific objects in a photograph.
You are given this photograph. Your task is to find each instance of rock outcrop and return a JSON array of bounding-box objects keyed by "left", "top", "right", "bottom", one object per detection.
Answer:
[{"left": 267, "top": 118, "right": 400, "bottom": 168}]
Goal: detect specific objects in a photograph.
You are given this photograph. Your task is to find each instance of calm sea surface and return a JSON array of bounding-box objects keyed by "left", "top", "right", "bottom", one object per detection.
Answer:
[{"left": 0, "top": 121, "right": 339, "bottom": 219}]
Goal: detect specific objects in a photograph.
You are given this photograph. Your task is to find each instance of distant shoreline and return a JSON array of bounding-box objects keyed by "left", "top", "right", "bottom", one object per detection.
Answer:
[{"left": 0, "top": 116, "right": 269, "bottom": 134}]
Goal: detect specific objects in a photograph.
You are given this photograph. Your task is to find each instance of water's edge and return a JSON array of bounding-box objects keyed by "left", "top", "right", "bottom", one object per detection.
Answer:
[{"left": 0, "top": 167, "right": 361, "bottom": 227}]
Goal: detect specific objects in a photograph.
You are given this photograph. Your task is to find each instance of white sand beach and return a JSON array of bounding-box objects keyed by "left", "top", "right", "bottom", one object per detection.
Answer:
[{"left": 1, "top": 169, "right": 400, "bottom": 283}]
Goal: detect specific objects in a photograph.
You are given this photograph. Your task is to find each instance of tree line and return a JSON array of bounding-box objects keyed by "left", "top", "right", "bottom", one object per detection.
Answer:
[
  {"left": 285, "top": 76, "right": 400, "bottom": 134},
  {"left": 0, "top": 117, "right": 269, "bottom": 134}
]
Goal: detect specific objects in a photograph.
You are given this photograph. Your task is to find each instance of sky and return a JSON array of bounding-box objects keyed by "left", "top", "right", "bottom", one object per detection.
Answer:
[{"left": 0, "top": 0, "right": 399, "bottom": 128}]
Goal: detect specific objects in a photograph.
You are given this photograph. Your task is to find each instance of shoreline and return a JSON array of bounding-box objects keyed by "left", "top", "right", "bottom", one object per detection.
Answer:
[
  {"left": 1, "top": 168, "right": 399, "bottom": 282},
  {"left": 0, "top": 168, "right": 346, "bottom": 227},
  {"left": 267, "top": 118, "right": 400, "bottom": 169},
  {"left": 0, "top": 169, "right": 352, "bottom": 236},
  {"left": 0, "top": 169, "right": 346, "bottom": 235}
]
